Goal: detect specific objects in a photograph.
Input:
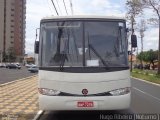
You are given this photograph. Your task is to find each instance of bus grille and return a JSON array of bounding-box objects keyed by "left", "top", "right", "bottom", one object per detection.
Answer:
[{"left": 59, "top": 92, "right": 112, "bottom": 97}]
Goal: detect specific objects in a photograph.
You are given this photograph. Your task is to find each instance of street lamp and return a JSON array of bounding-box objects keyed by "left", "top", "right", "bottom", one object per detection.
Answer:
[{"left": 130, "top": 15, "right": 134, "bottom": 72}]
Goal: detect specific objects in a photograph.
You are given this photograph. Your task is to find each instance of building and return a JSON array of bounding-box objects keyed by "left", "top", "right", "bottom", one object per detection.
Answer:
[
  {"left": 0, "top": 0, "right": 26, "bottom": 62},
  {"left": 24, "top": 56, "right": 35, "bottom": 65}
]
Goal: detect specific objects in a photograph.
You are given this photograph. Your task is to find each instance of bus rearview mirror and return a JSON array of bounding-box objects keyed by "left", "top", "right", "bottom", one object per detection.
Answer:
[
  {"left": 131, "top": 35, "right": 137, "bottom": 48},
  {"left": 34, "top": 41, "right": 39, "bottom": 54}
]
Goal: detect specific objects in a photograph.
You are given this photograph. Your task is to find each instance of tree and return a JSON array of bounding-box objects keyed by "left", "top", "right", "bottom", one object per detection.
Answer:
[
  {"left": 126, "top": 0, "right": 143, "bottom": 16},
  {"left": 137, "top": 51, "right": 144, "bottom": 62},
  {"left": 6, "top": 47, "right": 16, "bottom": 62},
  {"left": 141, "top": 0, "right": 160, "bottom": 74},
  {"left": 126, "top": 0, "right": 143, "bottom": 33},
  {"left": 2, "top": 51, "right": 7, "bottom": 62},
  {"left": 126, "top": 0, "right": 143, "bottom": 71},
  {"left": 137, "top": 49, "right": 158, "bottom": 69}
]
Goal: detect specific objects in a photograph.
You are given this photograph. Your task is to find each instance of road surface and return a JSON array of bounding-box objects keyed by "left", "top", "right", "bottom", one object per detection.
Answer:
[
  {"left": 0, "top": 67, "right": 37, "bottom": 84},
  {"left": 131, "top": 78, "right": 160, "bottom": 114}
]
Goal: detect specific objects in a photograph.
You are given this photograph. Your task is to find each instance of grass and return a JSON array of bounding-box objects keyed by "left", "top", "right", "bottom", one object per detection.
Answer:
[
  {"left": 132, "top": 68, "right": 157, "bottom": 75},
  {"left": 131, "top": 69, "right": 160, "bottom": 84}
]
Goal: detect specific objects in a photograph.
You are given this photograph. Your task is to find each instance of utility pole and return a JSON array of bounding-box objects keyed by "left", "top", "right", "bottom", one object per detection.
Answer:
[
  {"left": 136, "top": 46, "right": 138, "bottom": 64},
  {"left": 158, "top": 18, "right": 160, "bottom": 74},
  {"left": 140, "top": 30, "right": 144, "bottom": 69},
  {"left": 130, "top": 15, "right": 134, "bottom": 72}
]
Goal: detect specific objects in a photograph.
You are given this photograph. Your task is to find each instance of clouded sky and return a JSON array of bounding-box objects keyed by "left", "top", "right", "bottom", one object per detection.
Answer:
[{"left": 25, "top": 0, "right": 159, "bottom": 55}]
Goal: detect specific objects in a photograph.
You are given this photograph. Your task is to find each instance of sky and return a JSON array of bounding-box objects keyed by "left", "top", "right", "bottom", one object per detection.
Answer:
[{"left": 25, "top": 0, "right": 159, "bottom": 55}]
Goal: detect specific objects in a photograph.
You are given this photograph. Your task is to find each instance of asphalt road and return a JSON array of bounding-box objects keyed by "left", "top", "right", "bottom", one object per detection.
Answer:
[
  {"left": 0, "top": 66, "right": 37, "bottom": 84},
  {"left": 131, "top": 78, "right": 160, "bottom": 114},
  {"left": 39, "top": 78, "right": 160, "bottom": 120}
]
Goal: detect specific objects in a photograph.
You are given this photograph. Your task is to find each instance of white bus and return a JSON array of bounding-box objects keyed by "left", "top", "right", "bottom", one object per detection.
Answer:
[{"left": 36, "top": 16, "right": 131, "bottom": 110}]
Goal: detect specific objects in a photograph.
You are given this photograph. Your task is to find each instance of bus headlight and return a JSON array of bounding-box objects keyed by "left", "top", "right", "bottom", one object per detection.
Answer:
[
  {"left": 38, "top": 88, "right": 60, "bottom": 96},
  {"left": 109, "top": 87, "right": 130, "bottom": 96}
]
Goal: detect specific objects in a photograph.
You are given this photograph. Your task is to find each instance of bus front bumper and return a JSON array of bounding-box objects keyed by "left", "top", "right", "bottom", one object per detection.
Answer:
[{"left": 39, "top": 93, "right": 131, "bottom": 110}]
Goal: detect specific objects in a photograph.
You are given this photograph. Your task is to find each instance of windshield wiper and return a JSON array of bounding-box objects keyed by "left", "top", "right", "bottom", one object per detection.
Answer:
[
  {"left": 88, "top": 44, "right": 109, "bottom": 70},
  {"left": 53, "top": 22, "right": 65, "bottom": 63},
  {"left": 59, "top": 32, "right": 70, "bottom": 71},
  {"left": 60, "top": 52, "right": 68, "bottom": 71}
]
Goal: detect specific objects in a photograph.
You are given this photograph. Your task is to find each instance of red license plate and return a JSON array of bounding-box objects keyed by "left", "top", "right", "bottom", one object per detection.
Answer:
[{"left": 77, "top": 101, "right": 94, "bottom": 107}]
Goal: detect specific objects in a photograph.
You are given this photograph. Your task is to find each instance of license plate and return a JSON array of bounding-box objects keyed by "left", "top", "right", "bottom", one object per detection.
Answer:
[{"left": 77, "top": 101, "right": 94, "bottom": 107}]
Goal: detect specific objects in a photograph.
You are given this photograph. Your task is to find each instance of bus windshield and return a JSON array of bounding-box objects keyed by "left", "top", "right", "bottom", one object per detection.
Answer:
[{"left": 40, "top": 20, "right": 128, "bottom": 68}]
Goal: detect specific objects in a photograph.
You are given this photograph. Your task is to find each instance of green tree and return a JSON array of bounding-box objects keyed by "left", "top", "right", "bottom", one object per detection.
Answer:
[
  {"left": 140, "top": 0, "right": 160, "bottom": 73},
  {"left": 137, "top": 49, "right": 158, "bottom": 69},
  {"left": 147, "top": 50, "right": 158, "bottom": 70},
  {"left": 137, "top": 51, "right": 144, "bottom": 62},
  {"left": 6, "top": 47, "right": 16, "bottom": 62},
  {"left": 2, "top": 51, "right": 7, "bottom": 62},
  {"left": 126, "top": 0, "right": 160, "bottom": 74}
]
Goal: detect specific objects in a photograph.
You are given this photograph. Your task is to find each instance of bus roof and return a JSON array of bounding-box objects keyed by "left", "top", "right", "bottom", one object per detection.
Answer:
[{"left": 41, "top": 15, "right": 126, "bottom": 22}]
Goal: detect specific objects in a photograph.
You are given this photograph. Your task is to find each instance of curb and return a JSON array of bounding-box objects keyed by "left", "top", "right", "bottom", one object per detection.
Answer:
[
  {"left": 32, "top": 110, "right": 44, "bottom": 120},
  {"left": 0, "top": 75, "right": 37, "bottom": 87},
  {"left": 131, "top": 77, "right": 160, "bottom": 87}
]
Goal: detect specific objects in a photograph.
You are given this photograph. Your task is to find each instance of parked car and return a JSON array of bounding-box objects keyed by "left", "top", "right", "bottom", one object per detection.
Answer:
[
  {"left": 16, "top": 64, "right": 21, "bottom": 69},
  {"left": 28, "top": 66, "right": 38, "bottom": 73},
  {"left": 25, "top": 64, "right": 35, "bottom": 68},
  {"left": 5, "top": 63, "right": 10, "bottom": 68},
  {"left": 8, "top": 63, "right": 21, "bottom": 69},
  {"left": 0, "top": 63, "right": 6, "bottom": 68},
  {"left": 144, "top": 64, "right": 150, "bottom": 70},
  {"left": 15, "top": 63, "right": 20, "bottom": 66},
  {"left": 133, "top": 64, "right": 138, "bottom": 69},
  {"left": 137, "top": 64, "right": 143, "bottom": 69}
]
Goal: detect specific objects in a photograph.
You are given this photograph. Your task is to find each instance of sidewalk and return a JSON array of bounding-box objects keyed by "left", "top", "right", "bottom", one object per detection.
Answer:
[{"left": 0, "top": 76, "right": 38, "bottom": 116}]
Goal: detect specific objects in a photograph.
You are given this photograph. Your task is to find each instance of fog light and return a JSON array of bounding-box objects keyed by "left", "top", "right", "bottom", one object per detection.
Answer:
[{"left": 38, "top": 88, "right": 60, "bottom": 96}]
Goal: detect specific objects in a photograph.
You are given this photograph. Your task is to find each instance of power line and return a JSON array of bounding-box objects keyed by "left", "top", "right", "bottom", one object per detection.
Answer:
[
  {"left": 50, "top": 0, "right": 59, "bottom": 15},
  {"left": 55, "top": 0, "right": 62, "bottom": 15},
  {"left": 63, "top": 0, "right": 68, "bottom": 15},
  {"left": 69, "top": 0, "right": 73, "bottom": 15}
]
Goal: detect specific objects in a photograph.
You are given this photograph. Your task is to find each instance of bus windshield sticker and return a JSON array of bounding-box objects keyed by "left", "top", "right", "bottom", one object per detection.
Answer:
[{"left": 118, "top": 22, "right": 124, "bottom": 27}]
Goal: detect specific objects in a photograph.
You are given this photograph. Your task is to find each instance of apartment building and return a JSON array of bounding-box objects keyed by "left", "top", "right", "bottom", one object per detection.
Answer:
[{"left": 0, "top": 0, "right": 26, "bottom": 62}]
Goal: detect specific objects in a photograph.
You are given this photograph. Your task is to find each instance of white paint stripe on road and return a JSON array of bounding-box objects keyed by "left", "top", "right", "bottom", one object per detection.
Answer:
[
  {"left": 131, "top": 77, "right": 160, "bottom": 87},
  {"left": 133, "top": 87, "right": 160, "bottom": 102}
]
